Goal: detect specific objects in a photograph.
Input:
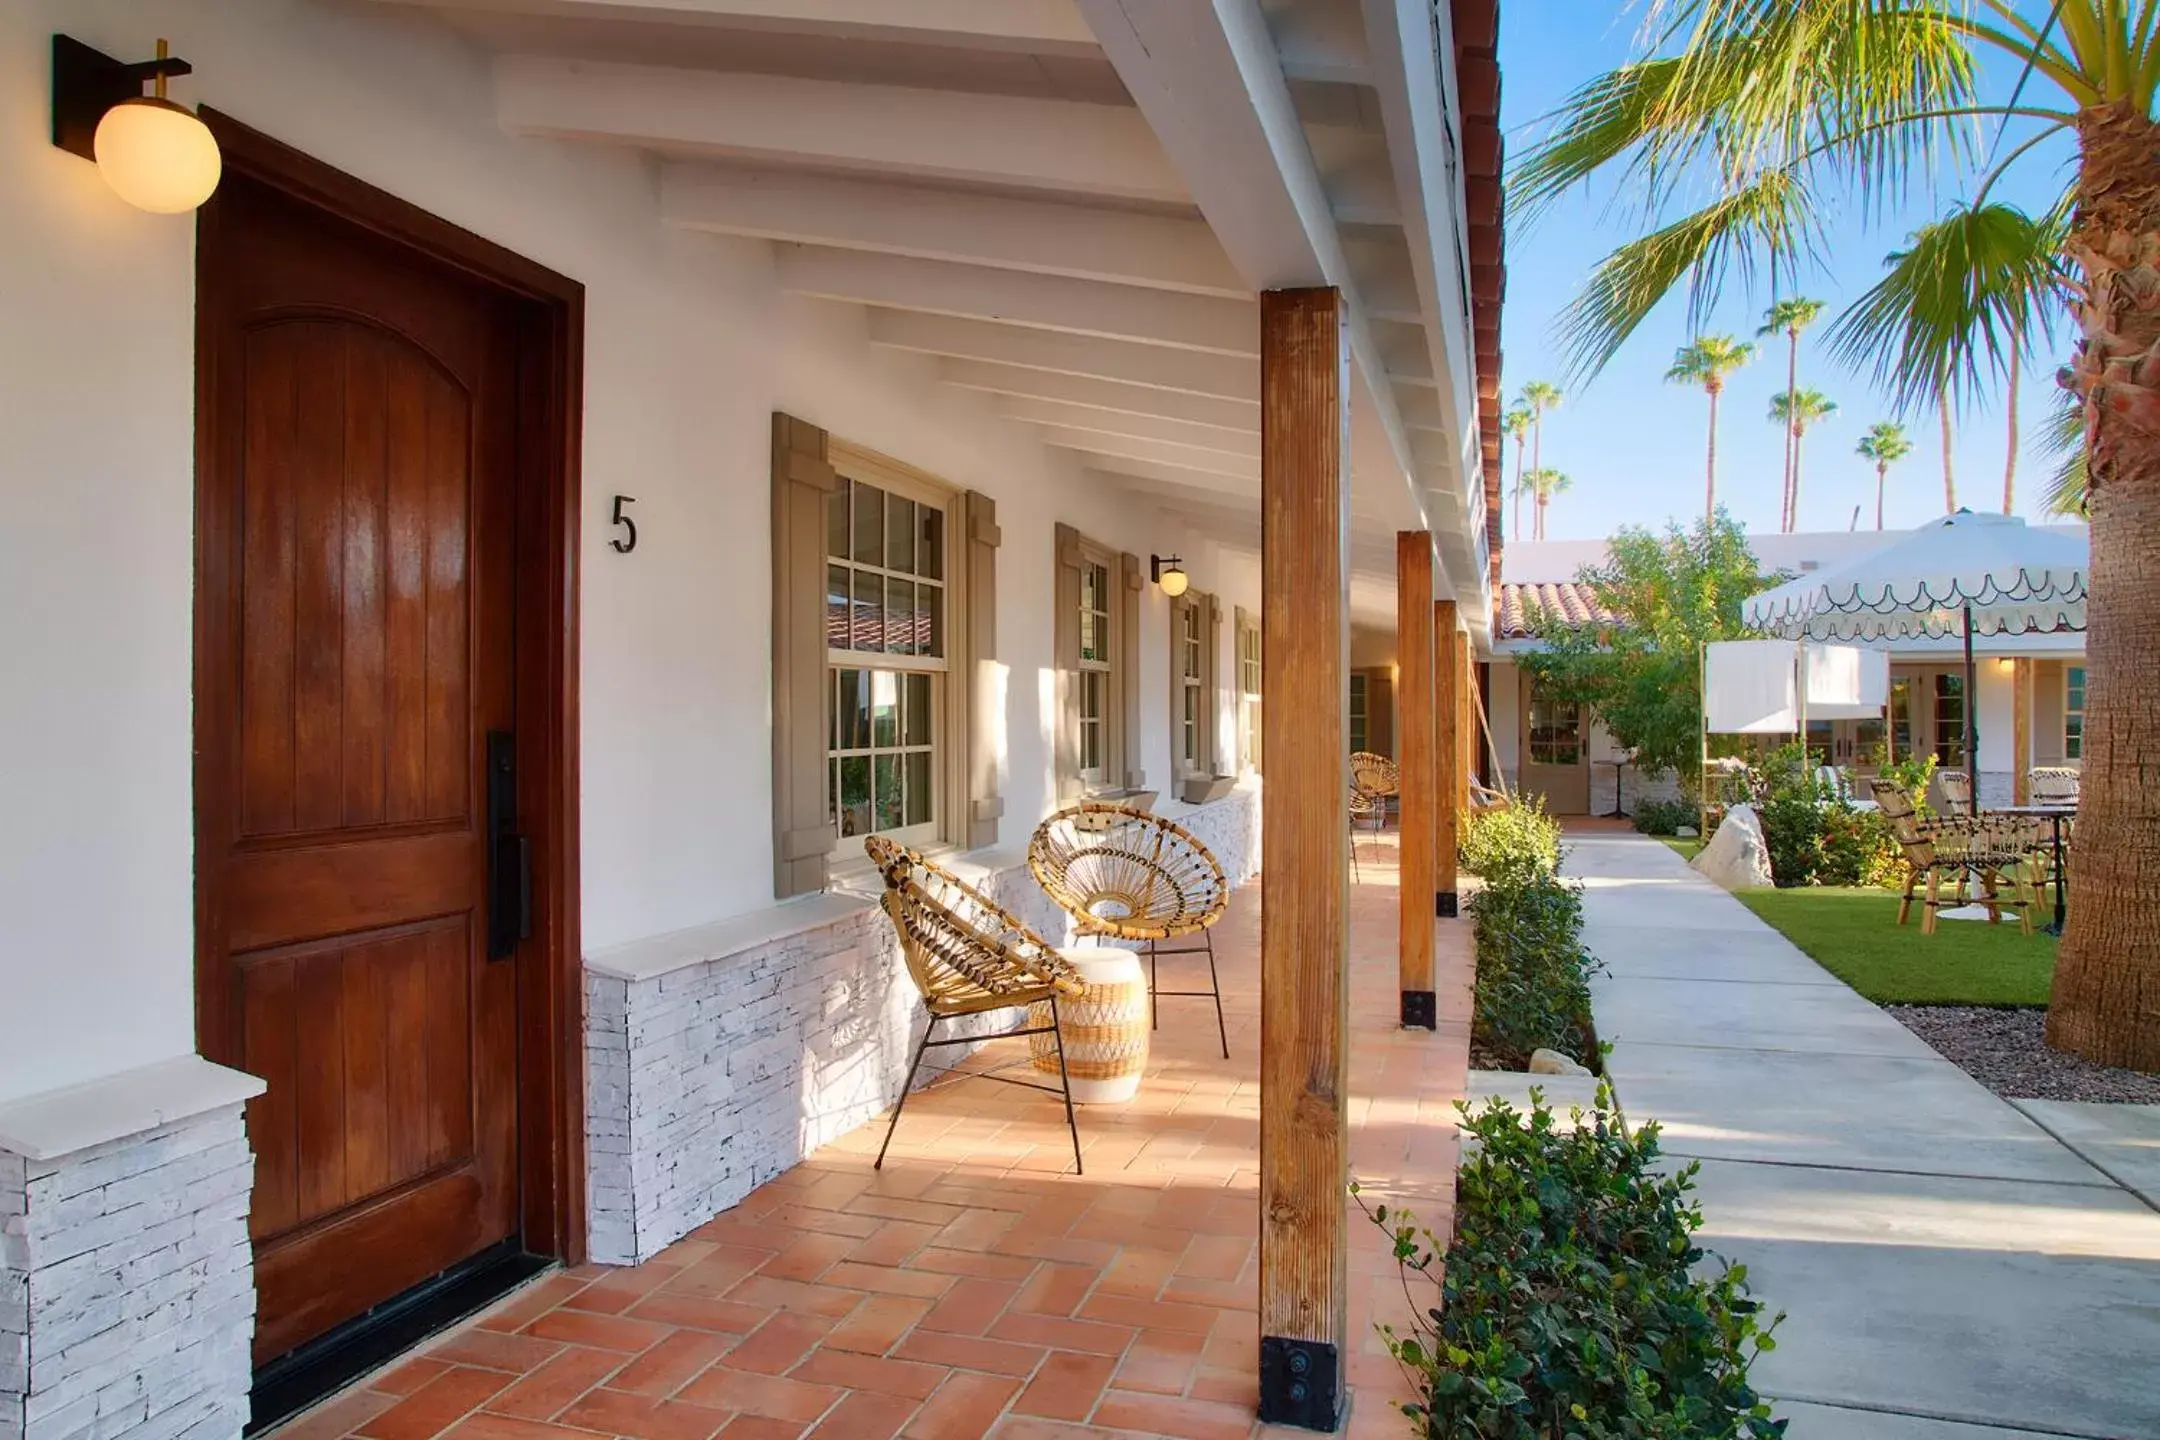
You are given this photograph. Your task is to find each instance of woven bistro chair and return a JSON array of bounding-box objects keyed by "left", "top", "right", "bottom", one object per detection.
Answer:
[
  {"left": 1348, "top": 783, "right": 1380, "bottom": 881},
  {"left": 1028, "top": 803, "right": 1232, "bottom": 1059},
  {"left": 1349, "top": 752, "right": 1400, "bottom": 837},
  {"left": 2030, "top": 766, "right": 2081, "bottom": 805},
  {"left": 863, "top": 836, "right": 1087, "bottom": 1172},
  {"left": 1866, "top": 779, "right": 2045, "bottom": 935},
  {"left": 1937, "top": 769, "right": 1975, "bottom": 814}
]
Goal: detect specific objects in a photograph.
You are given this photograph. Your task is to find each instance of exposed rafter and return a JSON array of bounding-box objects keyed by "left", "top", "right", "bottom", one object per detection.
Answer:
[
  {"left": 389, "top": 0, "right": 1098, "bottom": 51},
  {"left": 996, "top": 397, "right": 1259, "bottom": 457},
  {"left": 867, "top": 312, "right": 1257, "bottom": 400},
  {"left": 939, "top": 360, "right": 1261, "bottom": 431}
]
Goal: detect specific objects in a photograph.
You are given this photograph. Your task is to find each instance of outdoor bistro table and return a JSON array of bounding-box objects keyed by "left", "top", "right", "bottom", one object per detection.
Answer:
[{"left": 1993, "top": 804, "right": 2077, "bottom": 935}]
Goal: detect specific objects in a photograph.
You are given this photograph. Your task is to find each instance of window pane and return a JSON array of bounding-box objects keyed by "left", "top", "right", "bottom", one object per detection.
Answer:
[
  {"left": 1080, "top": 606, "right": 1100, "bottom": 663},
  {"left": 887, "top": 578, "right": 916, "bottom": 653},
  {"left": 852, "top": 481, "right": 884, "bottom": 566},
  {"left": 904, "top": 673, "right": 932, "bottom": 746},
  {"left": 1081, "top": 563, "right": 1101, "bottom": 615},
  {"left": 874, "top": 754, "right": 903, "bottom": 832},
  {"left": 826, "top": 563, "right": 851, "bottom": 650},
  {"left": 827, "top": 485, "right": 849, "bottom": 561},
  {"left": 827, "top": 759, "right": 838, "bottom": 831},
  {"left": 853, "top": 570, "right": 885, "bottom": 652},
  {"left": 917, "top": 506, "right": 944, "bottom": 581},
  {"left": 837, "top": 668, "right": 871, "bottom": 750},
  {"left": 904, "top": 751, "right": 933, "bottom": 826},
  {"left": 839, "top": 756, "right": 871, "bottom": 836},
  {"left": 1081, "top": 717, "right": 1101, "bottom": 774},
  {"left": 888, "top": 496, "right": 917, "bottom": 574},
  {"left": 921, "top": 584, "right": 943, "bottom": 658},
  {"left": 872, "top": 669, "right": 900, "bottom": 747},
  {"left": 1079, "top": 670, "right": 1104, "bottom": 724}
]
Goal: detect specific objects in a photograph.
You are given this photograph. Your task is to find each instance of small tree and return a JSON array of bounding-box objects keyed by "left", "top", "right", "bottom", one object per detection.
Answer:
[{"left": 1519, "top": 513, "right": 1782, "bottom": 803}]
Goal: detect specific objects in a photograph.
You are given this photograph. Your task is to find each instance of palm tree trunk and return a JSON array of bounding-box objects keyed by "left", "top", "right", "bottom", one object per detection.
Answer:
[
  {"left": 1704, "top": 384, "right": 1720, "bottom": 523},
  {"left": 2045, "top": 98, "right": 2160, "bottom": 1073},
  {"left": 1783, "top": 332, "right": 1799, "bottom": 530},
  {"left": 1536, "top": 492, "right": 1547, "bottom": 541},
  {"left": 1512, "top": 437, "right": 1525, "bottom": 541},
  {"left": 2003, "top": 331, "right": 2021, "bottom": 515},
  {"left": 1876, "top": 462, "right": 1887, "bottom": 530},
  {"left": 1938, "top": 378, "right": 1958, "bottom": 513}
]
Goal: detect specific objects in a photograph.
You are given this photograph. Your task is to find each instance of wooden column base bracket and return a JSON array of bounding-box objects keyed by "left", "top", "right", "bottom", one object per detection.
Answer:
[
  {"left": 1400, "top": 991, "right": 1436, "bottom": 1030},
  {"left": 1259, "top": 1336, "right": 1342, "bottom": 1431},
  {"left": 1436, "top": 891, "right": 1459, "bottom": 918}
]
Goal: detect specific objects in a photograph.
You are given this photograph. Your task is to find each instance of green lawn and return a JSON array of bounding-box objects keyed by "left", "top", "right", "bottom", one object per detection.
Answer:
[
  {"left": 1657, "top": 836, "right": 1703, "bottom": 862},
  {"left": 1732, "top": 886, "right": 2056, "bottom": 1006}
]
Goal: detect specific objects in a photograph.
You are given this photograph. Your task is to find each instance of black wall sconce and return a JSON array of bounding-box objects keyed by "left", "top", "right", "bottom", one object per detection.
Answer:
[
  {"left": 51, "top": 33, "right": 221, "bottom": 213},
  {"left": 1150, "top": 553, "right": 1189, "bottom": 597}
]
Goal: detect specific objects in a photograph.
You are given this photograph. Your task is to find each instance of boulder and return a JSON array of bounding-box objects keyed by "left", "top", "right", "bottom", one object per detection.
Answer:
[
  {"left": 1692, "top": 801, "right": 1773, "bottom": 890},
  {"left": 1528, "top": 1047, "right": 1592, "bottom": 1076}
]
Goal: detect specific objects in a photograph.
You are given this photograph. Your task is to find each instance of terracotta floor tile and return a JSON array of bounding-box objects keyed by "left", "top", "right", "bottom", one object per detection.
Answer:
[
  {"left": 278, "top": 1387, "right": 399, "bottom": 1440},
  {"left": 1009, "top": 1265, "right": 1094, "bottom": 1320},
  {"left": 890, "top": 1331, "right": 1045, "bottom": 1380},
  {"left": 554, "top": 1390, "right": 732, "bottom": 1440},
  {"left": 723, "top": 1314, "right": 836, "bottom": 1376},
  {"left": 484, "top": 1347, "right": 627, "bottom": 1421},
  {"left": 445, "top": 1415, "right": 600, "bottom": 1440},
  {"left": 901, "top": 1372, "right": 1024, "bottom": 1440},
  {"left": 916, "top": 1278, "right": 1018, "bottom": 1337},
  {"left": 1112, "top": 1329, "right": 1206, "bottom": 1397},
  {"left": 1009, "top": 1353, "right": 1115, "bottom": 1422},
  {"left": 1073, "top": 1294, "right": 1220, "bottom": 1337},
  {"left": 723, "top": 1276, "right": 867, "bottom": 1320},
  {"left": 524, "top": 1310, "right": 676, "bottom": 1355},
  {"left": 1091, "top": 1390, "right": 1256, "bottom": 1440},
  {"left": 359, "top": 1367, "right": 517, "bottom": 1440},
  {"left": 786, "top": 1346, "right": 947, "bottom": 1402},
  {"left": 985, "top": 1313, "right": 1134, "bottom": 1360},
  {"left": 715, "top": 1418, "right": 805, "bottom": 1440},
  {"left": 800, "top": 1389, "right": 917, "bottom": 1440},
  {"left": 908, "top": 1249, "right": 1039, "bottom": 1283},
  {"left": 819, "top": 1262, "right": 953, "bottom": 1300},
  {"left": 428, "top": 1330, "right": 567, "bottom": 1376},
  {"left": 479, "top": 1277, "right": 594, "bottom": 1335},
  {"left": 607, "top": 1330, "right": 735, "bottom": 1398},
  {"left": 675, "top": 1369, "right": 842, "bottom": 1426},
  {"left": 626, "top": 1294, "right": 773, "bottom": 1335},
  {"left": 846, "top": 1219, "right": 942, "bottom": 1268},
  {"left": 375, "top": 1358, "right": 455, "bottom": 1397},
  {"left": 986, "top": 1421, "right": 1126, "bottom": 1439},
  {"left": 756, "top": 1232, "right": 859, "bottom": 1285},
  {"left": 823, "top": 1295, "right": 932, "bottom": 1356}
]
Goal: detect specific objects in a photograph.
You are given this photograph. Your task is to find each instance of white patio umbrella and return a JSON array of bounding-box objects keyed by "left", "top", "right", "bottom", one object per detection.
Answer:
[{"left": 1742, "top": 512, "right": 2088, "bottom": 814}]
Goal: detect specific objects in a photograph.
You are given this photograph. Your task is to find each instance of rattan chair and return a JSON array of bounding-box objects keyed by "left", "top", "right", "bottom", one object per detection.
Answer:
[
  {"left": 864, "top": 836, "right": 1087, "bottom": 1172},
  {"left": 2030, "top": 766, "right": 2081, "bottom": 805},
  {"left": 1866, "top": 779, "right": 2044, "bottom": 935},
  {"left": 1349, "top": 752, "right": 1399, "bottom": 836},
  {"left": 1349, "top": 784, "right": 1380, "bottom": 881},
  {"left": 1028, "top": 804, "right": 1232, "bottom": 1059},
  {"left": 1937, "top": 769, "right": 1974, "bottom": 814}
]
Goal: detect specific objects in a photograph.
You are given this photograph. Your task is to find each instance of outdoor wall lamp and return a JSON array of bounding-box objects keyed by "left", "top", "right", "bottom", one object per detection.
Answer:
[
  {"left": 1151, "top": 554, "right": 1189, "bottom": 597},
  {"left": 51, "top": 35, "right": 221, "bottom": 214}
]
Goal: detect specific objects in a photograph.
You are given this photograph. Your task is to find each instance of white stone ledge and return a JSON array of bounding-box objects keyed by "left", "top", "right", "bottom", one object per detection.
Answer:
[{"left": 0, "top": 1057, "right": 263, "bottom": 1163}]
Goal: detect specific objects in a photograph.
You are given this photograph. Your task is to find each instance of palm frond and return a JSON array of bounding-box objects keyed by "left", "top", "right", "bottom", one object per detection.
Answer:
[{"left": 2039, "top": 384, "right": 2089, "bottom": 515}]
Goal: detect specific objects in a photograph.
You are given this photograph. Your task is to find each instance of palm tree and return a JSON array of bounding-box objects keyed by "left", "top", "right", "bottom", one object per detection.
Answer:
[
  {"left": 1768, "top": 388, "right": 1838, "bottom": 528},
  {"left": 1759, "top": 297, "right": 1827, "bottom": 529},
  {"left": 1502, "top": 404, "right": 1533, "bottom": 540},
  {"left": 1665, "top": 335, "right": 1754, "bottom": 522},
  {"left": 1513, "top": 0, "right": 2160, "bottom": 1068},
  {"left": 1825, "top": 203, "right": 2066, "bottom": 517},
  {"left": 1855, "top": 421, "right": 1914, "bottom": 530},
  {"left": 1517, "top": 380, "right": 1563, "bottom": 512},
  {"left": 1520, "top": 467, "right": 1571, "bottom": 540},
  {"left": 2041, "top": 389, "right": 2089, "bottom": 517}
]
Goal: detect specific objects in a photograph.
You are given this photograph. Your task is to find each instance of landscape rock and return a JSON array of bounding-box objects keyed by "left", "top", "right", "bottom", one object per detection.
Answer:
[
  {"left": 1692, "top": 801, "right": 1773, "bottom": 890},
  {"left": 1675, "top": 825, "right": 1699, "bottom": 838},
  {"left": 1528, "top": 1047, "right": 1592, "bottom": 1076}
]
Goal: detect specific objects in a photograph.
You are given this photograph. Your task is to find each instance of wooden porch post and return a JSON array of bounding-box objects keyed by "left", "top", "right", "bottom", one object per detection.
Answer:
[
  {"left": 1435, "top": 601, "right": 1462, "bottom": 914},
  {"left": 2013, "top": 658, "right": 2033, "bottom": 804},
  {"left": 1396, "top": 533, "right": 1438, "bottom": 1029},
  {"left": 1257, "top": 288, "right": 1349, "bottom": 1431}
]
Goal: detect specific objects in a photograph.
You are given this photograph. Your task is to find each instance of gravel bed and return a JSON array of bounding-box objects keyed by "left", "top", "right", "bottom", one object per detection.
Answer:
[{"left": 1887, "top": 1005, "right": 2160, "bottom": 1103}]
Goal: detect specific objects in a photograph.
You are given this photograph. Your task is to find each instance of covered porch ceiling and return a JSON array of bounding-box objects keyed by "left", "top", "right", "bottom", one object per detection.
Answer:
[{"left": 378, "top": 0, "right": 1505, "bottom": 629}]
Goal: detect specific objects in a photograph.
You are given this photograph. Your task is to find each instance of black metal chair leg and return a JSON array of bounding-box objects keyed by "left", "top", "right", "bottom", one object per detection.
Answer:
[
  {"left": 876, "top": 1013, "right": 938, "bottom": 1170},
  {"left": 1048, "top": 996, "right": 1083, "bottom": 1175},
  {"left": 1204, "top": 932, "right": 1228, "bottom": 1059},
  {"left": 1148, "top": 942, "right": 1159, "bottom": 1030}
]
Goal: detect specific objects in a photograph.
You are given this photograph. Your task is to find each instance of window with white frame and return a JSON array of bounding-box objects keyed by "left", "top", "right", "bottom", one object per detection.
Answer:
[
  {"left": 1236, "top": 607, "right": 1261, "bottom": 773},
  {"left": 2066, "top": 665, "right": 2086, "bottom": 760},
  {"left": 823, "top": 458, "right": 951, "bottom": 844},
  {"left": 1349, "top": 672, "right": 1369, "bottom": 755},
  {"left": 1170, "top": 590, "right": 1216, "bottom": 778},
  {"left": 1078, "top": 558, "right": 1113, "bottom": 786}
]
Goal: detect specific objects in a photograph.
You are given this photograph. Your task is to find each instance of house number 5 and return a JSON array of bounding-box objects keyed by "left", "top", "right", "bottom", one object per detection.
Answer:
[{"left": 610, "top": 495, "right": 638, "bottom": 554}]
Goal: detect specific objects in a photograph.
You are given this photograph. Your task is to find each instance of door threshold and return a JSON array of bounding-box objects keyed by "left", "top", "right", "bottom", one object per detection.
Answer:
[{"left": 249, "top": 1241, "right": 552, "bottom": 1436}]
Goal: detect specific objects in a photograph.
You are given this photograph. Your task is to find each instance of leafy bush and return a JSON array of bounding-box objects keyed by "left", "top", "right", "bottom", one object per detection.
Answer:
[
  {"left": 1873, "top": 752, "right": 1938, "bottom": 817},
  {"left": 1357, "top": 1090, "right": 1785, "bottom": 1439},
  {"left": 1748, "top": 743, "right": 1828, "bottom": 887},
  {"left": 1459, "top": 799, "right": 1563, "bottom": 887},
  {"left": 1818, "top": 806, "right": 1904, "bottom": 889},
  {"left": 1631, "top": 797, "right": 1697, "bottom": 836},
  {"left": 1470, "top": 866, "right": 1599, "bottom": 1069}
]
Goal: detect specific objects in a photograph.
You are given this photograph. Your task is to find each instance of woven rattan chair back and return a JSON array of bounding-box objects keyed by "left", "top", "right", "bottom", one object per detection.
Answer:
[
  {"left": 2030, "top": 767, "right": 2081, "bottom": 805},
  {"left": 1028, "top": 805, "right": 1229, "bottom": 942},
  {"left": 865, "top": 836, "right": 1080, "bottom": 1014},
  {"left": 1349, "top": 751, "right": 1400, "bottom": 799},
  {"left": 1937, "top": 769, "right": 1974, "bottom": 812}
]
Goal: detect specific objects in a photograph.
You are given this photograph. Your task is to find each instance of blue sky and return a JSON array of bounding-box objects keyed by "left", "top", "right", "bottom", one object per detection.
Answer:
[{"left": 1497, "top": 7, "right": 2076, "bottom": 542}]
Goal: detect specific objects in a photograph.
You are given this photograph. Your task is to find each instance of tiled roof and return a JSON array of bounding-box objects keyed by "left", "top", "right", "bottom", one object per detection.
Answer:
[{"left": 1496, "top": 581, "right": 1619, "bottom": 640}]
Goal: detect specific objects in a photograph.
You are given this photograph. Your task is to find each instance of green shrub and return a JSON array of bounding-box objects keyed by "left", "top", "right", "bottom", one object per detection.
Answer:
[
  {"left": 1470, "top": 867, "right": 1598, "bottom": 1068},
  {"left": 1357, "top": 1089, "right": 1785, "bottom": 1439},
  {"left": 1874, "top": 752, "right": 1938, "bottom": 817},
  {"left": 1460, "top": 800, "right": 1563, "bottom": 887},
  {"left": 1631, "top": 797, "right": 1696, "bottom": 836},
  {"left": 1749, "top": 743, "right": 1828, "bottom": 888},
  {"left": 1817, "top": 806, "right": 1904, "bottom": 889}
]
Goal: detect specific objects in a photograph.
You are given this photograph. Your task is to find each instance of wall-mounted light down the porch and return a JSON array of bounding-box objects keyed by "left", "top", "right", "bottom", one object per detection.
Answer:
[
  {"left": 50, "top": 35, "right": 222, "bottom": 214},
  {"left": 1151, "top": 554, "right": 1189, "bottom": 597}
]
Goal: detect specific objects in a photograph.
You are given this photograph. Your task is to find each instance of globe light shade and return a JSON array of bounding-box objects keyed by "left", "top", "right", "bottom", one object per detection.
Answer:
[
  {"left": 1158, "top": 564, "right": 1189, "bottom": 598},
  {"left": 93, "top": 97, "right": 220, "bottom": 213}
]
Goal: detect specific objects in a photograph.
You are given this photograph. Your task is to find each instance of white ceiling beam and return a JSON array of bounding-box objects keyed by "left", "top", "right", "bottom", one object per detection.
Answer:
[
  {"left": 996, "top": 397, "right": 1259, "bottom": 455},
  {"left": 391, "top": 0, "right": 1096, "bottom": 49},
  {"left": 1082, "top": 463, "right": 1255, "bottom": 503},
  {"left": 775, "top": 246, "right": 1258, "bottom": 355},
  {"left": 867, "top": 312, "right": 1258, "bottom": 400},
  {"left": 494, "top": 54, "right": 1187, "bottom": 203},
  {"left": 939, "top": 360, "right": 1261, "bottom": 430},
  {"left": 1030, "top": 427, "right": 1258, "bottom": 481},
  {"left": 1272, "top": 5, "right": 1373, "bottom": 85},
  {"left": 1074, "top": 0, "right": 1426, "bottom": 526},
  {"left": 661, "top": 164, "right": 1245, "bottom": 296}
]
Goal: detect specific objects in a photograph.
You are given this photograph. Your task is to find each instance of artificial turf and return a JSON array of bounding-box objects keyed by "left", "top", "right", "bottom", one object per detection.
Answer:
[{"left": 1731, "top": 885, "right": 2057, "bottom": 1007}]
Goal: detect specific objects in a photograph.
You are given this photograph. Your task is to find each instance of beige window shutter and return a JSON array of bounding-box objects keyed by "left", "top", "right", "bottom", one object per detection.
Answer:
[
  {"left": 1204, "top": 592, "right": 1222, "bottom": 775},
  {"left": 770, "top": 412, "right": 840, "bottom": 898},
  {"left": 964, "top": 492, "right": 1003, "bottom": 848},
  {"left": 1120, "top": 552, "right": 1145, "bottom": 790},
  {"left": 1053, "top": 524, "right": 1084, "bottom": 800},
  {"left": 1368, "top": 668, "right": 1395, "bottom": 757}
]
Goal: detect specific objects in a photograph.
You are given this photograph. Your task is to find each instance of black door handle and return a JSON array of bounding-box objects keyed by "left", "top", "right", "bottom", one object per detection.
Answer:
[{"left": 486, "top": 731, "right": 531, "bottom": 959}]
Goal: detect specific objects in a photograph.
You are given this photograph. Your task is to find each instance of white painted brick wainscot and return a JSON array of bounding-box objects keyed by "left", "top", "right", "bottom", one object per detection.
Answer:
[
  {"left": 0, "top": 1058, "right": 264, "bottom": 1440},
  {"left": 582, "top": 784, "right": 1261, "bottom": 1265}
]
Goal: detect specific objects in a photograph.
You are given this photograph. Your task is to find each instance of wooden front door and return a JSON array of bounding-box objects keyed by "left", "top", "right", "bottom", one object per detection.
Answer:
[
  {"left": 196, "top": 172, "right": 524, "bottom": 1363},
  {"left": 1519, "top": 670, "right": 1590, "bottom": 815}
]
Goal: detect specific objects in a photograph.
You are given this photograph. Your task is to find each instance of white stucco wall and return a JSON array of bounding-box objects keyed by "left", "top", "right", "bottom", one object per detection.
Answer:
[{"left": 0, "top": 0, "right": 1253, "bottom": 1107}]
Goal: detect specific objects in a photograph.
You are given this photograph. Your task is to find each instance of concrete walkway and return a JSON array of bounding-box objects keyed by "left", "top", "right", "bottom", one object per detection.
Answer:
[{"left": 1565, "top": 833, "right": 2160, "bottom": 1440}]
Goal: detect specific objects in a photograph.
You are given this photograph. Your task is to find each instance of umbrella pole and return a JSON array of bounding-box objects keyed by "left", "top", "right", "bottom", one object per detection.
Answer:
[{"left": 1962, "top": 603, "right": 1979, "bottom": 817}]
